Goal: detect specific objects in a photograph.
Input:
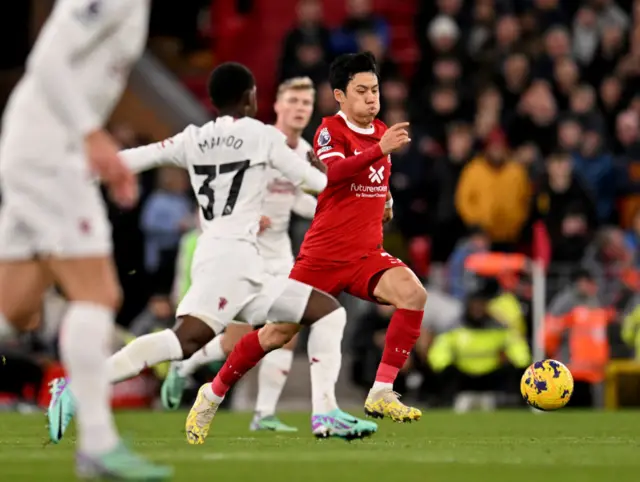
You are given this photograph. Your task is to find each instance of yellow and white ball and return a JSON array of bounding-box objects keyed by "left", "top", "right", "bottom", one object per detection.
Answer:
[{"left": 520, "top": 359, "right": 574, "bottom": 411}]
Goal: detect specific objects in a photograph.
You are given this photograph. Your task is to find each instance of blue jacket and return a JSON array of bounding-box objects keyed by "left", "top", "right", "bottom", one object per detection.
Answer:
[{"left": 572, "top": 151, "right": 616, "bottom": 223}]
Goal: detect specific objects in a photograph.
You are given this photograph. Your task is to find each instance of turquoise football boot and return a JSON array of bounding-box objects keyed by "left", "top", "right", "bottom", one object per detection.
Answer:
[
  {"left": 311, "top": 408, "right": 378, "bottom": 440},
  {"left": 47, "top": 377, "right": 76, "bottom": 444}
]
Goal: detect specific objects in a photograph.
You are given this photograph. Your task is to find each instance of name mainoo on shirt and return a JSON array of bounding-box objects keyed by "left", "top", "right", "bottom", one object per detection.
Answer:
[{"left": 198, "top": 135, "right": 244, "bottom": 153}]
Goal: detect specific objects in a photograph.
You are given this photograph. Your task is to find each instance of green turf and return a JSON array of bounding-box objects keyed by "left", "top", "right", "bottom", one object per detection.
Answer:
[{"left": 1, "top": 410, "right": 640, "bottom": 481}]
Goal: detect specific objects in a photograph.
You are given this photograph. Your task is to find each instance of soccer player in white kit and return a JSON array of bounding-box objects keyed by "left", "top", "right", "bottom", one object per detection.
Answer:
[
  {"left": 47, "top": 62, "right": 368, "bottom": 445},
  {"left": 0, "top": 0, "right": 172, "bottom": 479},
  {"left": 160, "top": 78, "right": 377, "bottom": 439}
]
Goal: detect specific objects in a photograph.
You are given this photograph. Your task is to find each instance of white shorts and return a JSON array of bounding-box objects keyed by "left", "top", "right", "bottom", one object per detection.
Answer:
[
  {"left": 0, "top": 163, "right": 111, "bottom": 259},
  {"left": 263, "top": 256, "right": 294, "bottom": 279},
  {"left": 176, "top": 239, "right": 312, "bottom": 334}
]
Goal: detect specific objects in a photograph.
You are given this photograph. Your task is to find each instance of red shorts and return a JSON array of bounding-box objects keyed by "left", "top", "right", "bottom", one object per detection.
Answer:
[{"left": 289, "top": 249, "right": 407, "bottom": 302}]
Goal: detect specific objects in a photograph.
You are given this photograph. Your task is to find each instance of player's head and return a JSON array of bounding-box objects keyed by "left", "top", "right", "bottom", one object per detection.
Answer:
[
  {"left": 208, "top": 62, "right": 258, "bottom": 118},
  {"left": 274, "top": 77, "right": 315, "bottom": 132},
  {"left": 329, "top": 51, "right": 379, "bottom": 125}
]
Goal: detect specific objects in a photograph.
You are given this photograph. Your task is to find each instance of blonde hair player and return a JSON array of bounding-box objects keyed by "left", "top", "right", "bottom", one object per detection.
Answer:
[{"left": 163, "top": 77, "right": 377, "bottom": 439}]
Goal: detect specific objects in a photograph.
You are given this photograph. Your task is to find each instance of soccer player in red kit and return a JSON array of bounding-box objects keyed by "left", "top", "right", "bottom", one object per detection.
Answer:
[{"left": 289, "top": 52, "right": 426, "bottom": 422}]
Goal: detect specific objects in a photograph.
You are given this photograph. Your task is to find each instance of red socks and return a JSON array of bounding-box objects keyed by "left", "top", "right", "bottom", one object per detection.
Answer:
[
  {"left": 211, "top": 330, "right": 266, "bottom": 397},
  {"left": 375, "top": 308, "right": 423, "bottom": 384}
]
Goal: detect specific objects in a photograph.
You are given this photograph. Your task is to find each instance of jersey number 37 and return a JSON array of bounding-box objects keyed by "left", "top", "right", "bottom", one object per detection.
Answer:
[{"left": 194, "top": 160, "right": 250, "bottom": 220}]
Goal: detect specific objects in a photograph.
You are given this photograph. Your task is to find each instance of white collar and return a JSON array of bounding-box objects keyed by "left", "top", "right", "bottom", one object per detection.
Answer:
[{"left": 337, "top": 111, "right": 375, "bottom": 135}]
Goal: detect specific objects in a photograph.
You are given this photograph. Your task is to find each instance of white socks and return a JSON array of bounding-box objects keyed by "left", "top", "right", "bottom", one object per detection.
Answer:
[
  {"left": 308, "top": 308, "right": 346, "bottom": 414},
  {"left": 108, "top": 329, "right": 183, "bottom": 383},
  {"left": 60, "top": 302, "right": 119, "bottom": 455},
  {"left": 175, "top": 334, "right": 225, "bottom": 377},
  {"left": 254, "top": 348, "right": 293, "bottom": 417}
]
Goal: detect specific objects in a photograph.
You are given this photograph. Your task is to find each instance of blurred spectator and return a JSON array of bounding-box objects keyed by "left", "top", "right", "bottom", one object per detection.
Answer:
[
  {"left": 508, "top": 81, "right": 558, "bottom": 157},
  {"left": 556, "top": 115, "right": 583, "bottom": 151},
  {"left": 448, "top": 226, "right": 490, "bottom": 300},
  {"left": 140, "top": 167, "right": 193, "bottom": 295},
  {"left": 583, "top": 227, "right": 633, "bottom": 303},
  {"left": 624, "top": 208, "right": 640, "bottom": 265},
  {"left": 499, "top": 53, "right": 531, "bottom": 122},
  {"left": 428, "top": 287, "right": 530, "bottom": 412},
  {"left": 279, "top": 0, "right": 332, "bottom": 83},
  {"left": 615, "top": 110, "right": 640, "bottom": 228},
  {"left": 572, "top": 121, "right": 616, "bottom": 223},
  {"left": 587, "top": 24, "right": 626, "bottom": 86},
  {"left": 532, "top": 150, "right": 597, "bottom": 263},
  {"left": 430, "top": 122, "right": 475, "bottom": 262},
  {"left": 599, "top": 76, "right": 626, "bottom": 144},
  {"left": 572, "top": 6, "right": 601, "bottom": 65},
  {"left": 543, "top": 268, "right": 615, "bottom": 408},
  {"left": 456, "top": 129, "right": 531, "bottom": 249},
  {"left": 331, "top": 0, "right": 389, "bottom": 55}
]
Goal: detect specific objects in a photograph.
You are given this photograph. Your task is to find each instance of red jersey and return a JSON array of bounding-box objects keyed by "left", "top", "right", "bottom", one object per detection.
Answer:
[{"left": 299, "top": 111, "right": 389, "bottom": 262}]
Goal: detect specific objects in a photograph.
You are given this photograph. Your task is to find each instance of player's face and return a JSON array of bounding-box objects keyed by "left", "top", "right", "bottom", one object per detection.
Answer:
[
  {"left": 336, "top": 72, "right": 380, "bottom": 125},
  {"left": 275, "top": 89, "right": 314, "bottom": 131}
]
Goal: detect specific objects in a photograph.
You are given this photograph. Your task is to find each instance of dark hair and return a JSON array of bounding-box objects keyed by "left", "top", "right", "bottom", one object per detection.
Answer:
[
  {"left": 329, "top": 51, "right": 378, "bottom": 92},
  {"left": 207, "top": 62, "right": 255, "bottom": 110}
]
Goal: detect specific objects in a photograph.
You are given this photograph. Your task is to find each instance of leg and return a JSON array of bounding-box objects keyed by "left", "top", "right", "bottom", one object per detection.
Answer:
[
  {"left": 161, "top": 323, "right": 249, "bottom": 410},
  {"left": 0, "top": 259, "right": 51, "bottom": 337},
  {"left": 290, "top": 260, "right": 377, "bottom": 438},
  {"left": 348, "top": 253, "right": 427, "bottom": 422},
  {"left": 46, "top": 255, "right": 121, "bottom": 457},
  {"left": 251, "top": 332, "right": 298, "bottom": 432},
  {"left": 186, "top": 283, "right": 346, "bottom": 444}
]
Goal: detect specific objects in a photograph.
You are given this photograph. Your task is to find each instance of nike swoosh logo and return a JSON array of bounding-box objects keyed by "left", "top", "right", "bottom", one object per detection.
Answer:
[{"left": 354, "top": 150, "right": 361, "bottom": 155}]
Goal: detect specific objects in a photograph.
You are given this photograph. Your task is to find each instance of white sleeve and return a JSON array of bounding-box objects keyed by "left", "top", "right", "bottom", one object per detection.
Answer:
[
  {"left": 292, "top": 190, "right": 317, "bottom": 219},
  {"left": 267, "top": 129, "right": 327, "bottom": 193},
  {"left": 27, "top": 0, "right": 130, "bottom": 135},
  {"left": 120, "top": 131, "right": 187, "bottom": 173}
]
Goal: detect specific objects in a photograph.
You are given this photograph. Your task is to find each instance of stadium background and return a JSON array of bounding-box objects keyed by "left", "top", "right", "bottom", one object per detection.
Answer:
[{"left": 1, "top": 0, "right": 640, "bottom": 413}]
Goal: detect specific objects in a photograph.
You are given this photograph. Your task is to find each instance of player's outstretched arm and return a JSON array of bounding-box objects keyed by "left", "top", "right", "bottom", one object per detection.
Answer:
[
  {"left": 28, "top": 0, "right": 129, "bottom": 136},
  {"left": 119, "top": 132, "right": 187, "bottom": 174},
  {"left": 270, "top": 138, "right": 328, "bottom": 194}
]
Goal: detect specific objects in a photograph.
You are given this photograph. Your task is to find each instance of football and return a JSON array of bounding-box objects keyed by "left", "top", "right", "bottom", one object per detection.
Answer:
[{"left": 520, "top": 359, "right": 574, "bottom": 411}]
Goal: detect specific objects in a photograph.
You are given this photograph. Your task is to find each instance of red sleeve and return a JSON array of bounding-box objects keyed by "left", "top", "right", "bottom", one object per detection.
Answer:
[{"left": 314, "top": 122, "right": 384, "bottom": 184}]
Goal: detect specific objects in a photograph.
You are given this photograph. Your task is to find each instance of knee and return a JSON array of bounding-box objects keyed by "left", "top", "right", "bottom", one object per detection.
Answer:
[
  {"left": 395, "top": 278, "right": 427, "bottom": 310},
  {"left": 258, "top": 323, "right": 299, "bottom": 351}
]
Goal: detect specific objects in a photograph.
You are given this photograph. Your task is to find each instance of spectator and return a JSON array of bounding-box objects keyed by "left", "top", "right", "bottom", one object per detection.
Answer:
[
  {"left": 586, "top": 24, "right": 626, "bottom": 86},
  {"left": 279, "top": 0, "right": 332, "bottom": 82},
  {"left": 499, "top": 53, "right": 531, "bottom": 123},
  {"left": 431, "top": 122, "right": 475, "bottom": 262},
  {"left": 599, "top": 76, "right": 626, "bottom": 145},
  {"left": 508, "top": 81, "right": 558, "bottom": 157},
  {"left": 572, "top": 6, "right": 601, "bottom": 66},
  {"left": 557, "top": 115, "right": 584, "bottom": 151},
  {"left": 624, "top": 208, "right": 640, "bottom": 266},
  {"left": 330, "top": 0, "right": 389, "bottom": 56},
  {"left": 543, "top": 268, "right": 615, "bottom": 408},
  {"left": 535, "top": 26, "right": 572, "bottom": 81},
  {"left": 615, "top": 110, "right": 640, "bottom": 227},
  {"left": 140, "top": 167, "right": 193, "bottom": 295},
  {"left": 552, "top": 56, "right": 580, "bottom": 111},
  {"left": 532, "top": 0, "right": 569, "bottom": 31},
  {"left": 571, "top": 121, "right": 616, "bottom": 223},
  {"left": 448, "top": 226, "right": 491, "bottom": 300},
  {"left": 456, "top": 129, "right": 531, "bottom": 249},
  {"left": 532, "top": 150, "right": 597, "bottom": 263},
  {"left": 428, "top": 287, "right": 530, "bottom": 412}
]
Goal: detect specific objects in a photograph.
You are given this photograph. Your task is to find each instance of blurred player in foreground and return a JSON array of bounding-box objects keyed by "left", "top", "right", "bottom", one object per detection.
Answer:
[
  {"left": 163, "top": 77, "right": 376, "bottom": 438},
  {"left": 0, "top": 0, "right": 171, "bottom": 479},
  {"left": 48, "top": 62, "right": 364, "bottom": 446},
  {"left": 289, "top": 52, "right": 426, "bottom": 421}
]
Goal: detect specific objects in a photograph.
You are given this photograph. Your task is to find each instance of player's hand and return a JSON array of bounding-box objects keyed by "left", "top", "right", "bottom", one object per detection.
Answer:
[
  {"left": 383, "top": 207, "right": 393, "bottom": 224},
  {"left": 307, "top": 151, "right": 327, "bottom": 174},
  {"left": 379, "top": 122, "right": 411, "bottom": 155},
  {"left": 258, "top": 215, "right": 272, "bottom": 234},
  {"left": 85, "top": 130, "right": 138, "bottom": 208}
]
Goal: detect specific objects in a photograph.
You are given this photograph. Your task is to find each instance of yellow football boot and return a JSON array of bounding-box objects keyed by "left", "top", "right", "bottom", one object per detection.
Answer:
[
  {"left": 185, "top": 384, "right": 221, "bottom": 445},
  {"left": 364, "top": 388, "right": 422, "bottom": 423}
]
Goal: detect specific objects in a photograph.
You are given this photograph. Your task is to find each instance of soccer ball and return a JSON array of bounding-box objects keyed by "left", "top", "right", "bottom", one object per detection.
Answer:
[{"left": 520, "top": 359, "right": 574, "bottom": 411}]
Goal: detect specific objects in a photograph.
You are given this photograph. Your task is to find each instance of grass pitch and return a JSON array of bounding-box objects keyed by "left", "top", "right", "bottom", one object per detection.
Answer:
[{"left": 1, "top": 410, "right": 639, "bottom": 481}]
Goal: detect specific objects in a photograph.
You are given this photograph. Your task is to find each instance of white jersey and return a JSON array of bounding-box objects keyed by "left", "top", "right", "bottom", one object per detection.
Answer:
[
  {"left": 121, "top": 116, "right": 327, "bottom": 244},
  {"left": 0, "top": 0, "right": 149, "bottom": 170},
  {"left": 258, "top": 137, "right": 317, "bottom": 261}
]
